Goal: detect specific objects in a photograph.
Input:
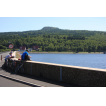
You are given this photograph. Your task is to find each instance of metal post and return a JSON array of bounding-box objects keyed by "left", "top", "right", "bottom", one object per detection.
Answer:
[{"left": 1, "top": 55, "right": 2, "bottom": 61}]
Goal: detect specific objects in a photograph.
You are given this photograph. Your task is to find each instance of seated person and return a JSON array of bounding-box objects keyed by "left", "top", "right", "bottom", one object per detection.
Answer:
[
  {"left": 5, "top": 51, "right": 14, "bottom": 64},
  {"left": 21, "top": 49, "right": 31, "bottom": 61}
]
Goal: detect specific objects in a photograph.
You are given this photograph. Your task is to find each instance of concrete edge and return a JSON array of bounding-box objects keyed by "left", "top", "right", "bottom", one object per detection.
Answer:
[{"left": 0, "top": 74, "right": 44, "bottom": 87}]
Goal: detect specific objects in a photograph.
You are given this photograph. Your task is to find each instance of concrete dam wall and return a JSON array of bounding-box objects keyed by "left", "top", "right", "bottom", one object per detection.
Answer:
[{"left": 12, "top": 51, "right": 106, "bottom": 87}]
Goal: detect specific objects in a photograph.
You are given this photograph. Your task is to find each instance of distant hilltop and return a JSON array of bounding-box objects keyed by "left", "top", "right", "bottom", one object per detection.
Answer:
[{"left": 41, "top": 27, "right": 60, "bottom": 30}]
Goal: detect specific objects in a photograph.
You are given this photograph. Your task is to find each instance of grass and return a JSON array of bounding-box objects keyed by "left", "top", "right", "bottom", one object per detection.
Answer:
[
  {"left": 16, "top": 51, "right": 21, "bottom": 59},
  {"left": 0, "top": 49, "right": 10, "bottom": 52},
  {"left": 16, "top": 50, "right": 103, "bottom": 57}
]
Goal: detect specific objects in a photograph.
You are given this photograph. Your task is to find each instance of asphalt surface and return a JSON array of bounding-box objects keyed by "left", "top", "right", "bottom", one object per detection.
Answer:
[
  {"left": 0, "top": 51, "right": 10, "bottom": 60},
  {"left": 0, "top": 52, "right": 78, "bottom": 87},
  {"left": 0, "top": 76, "right": 30, "bottom": 87}
]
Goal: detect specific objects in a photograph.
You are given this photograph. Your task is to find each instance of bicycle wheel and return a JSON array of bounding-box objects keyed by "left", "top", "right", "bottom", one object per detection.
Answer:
[
  {"left": 12, "top": 67, "right": 15, "bottom": 71},
  {"left": 20, "top": 66, "right": 24, "bottom": 73},
  {"left": 15, "top": 65, "right": 19, "bottom": 73},
  {"left": 8, "top": 63, "right": 12, "bottom": 70},
  {"left": 2, "top": 63, "right": 6, "bottom": 69},
  {"left": 15, "top": 68, "right": 18, "bottom": 73}
]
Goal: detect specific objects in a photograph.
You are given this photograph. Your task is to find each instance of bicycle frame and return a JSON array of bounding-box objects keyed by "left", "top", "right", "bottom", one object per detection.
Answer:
[{"left": 15, "top": 61, "right": 24, "bottom": 74}]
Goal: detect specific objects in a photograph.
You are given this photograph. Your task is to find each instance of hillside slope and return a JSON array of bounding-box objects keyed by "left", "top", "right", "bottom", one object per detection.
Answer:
[{"left": 0, "top": 26, "right": 106, "bottom": 52}]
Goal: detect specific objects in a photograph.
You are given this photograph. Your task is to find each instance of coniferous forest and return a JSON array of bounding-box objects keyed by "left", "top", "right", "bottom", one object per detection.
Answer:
[{"left": 0, "top": 27, "right": 106, "bottom": 52}]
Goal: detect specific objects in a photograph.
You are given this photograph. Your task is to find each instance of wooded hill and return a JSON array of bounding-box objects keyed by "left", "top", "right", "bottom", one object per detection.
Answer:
[{"left": 0, "top": 27, "right": 106, "bottom": 52}]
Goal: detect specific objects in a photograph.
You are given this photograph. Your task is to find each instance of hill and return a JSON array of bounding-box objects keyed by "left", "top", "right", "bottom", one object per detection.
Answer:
[
  {"left": 0, "top": 26, "right": 106, "bottom": 52},
  {"left": 41, "top": 27, "right": 60, "bottom": 30}
]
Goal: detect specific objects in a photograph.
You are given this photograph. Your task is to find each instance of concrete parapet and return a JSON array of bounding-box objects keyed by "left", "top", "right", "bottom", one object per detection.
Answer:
[{"left": 11, "top": 51, "right": 106, "bottom": 87}]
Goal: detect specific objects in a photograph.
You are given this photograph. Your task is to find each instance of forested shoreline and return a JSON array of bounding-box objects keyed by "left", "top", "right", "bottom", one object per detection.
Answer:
[{"left": 0, "top": 27, "right": 106, "bottom": 52}]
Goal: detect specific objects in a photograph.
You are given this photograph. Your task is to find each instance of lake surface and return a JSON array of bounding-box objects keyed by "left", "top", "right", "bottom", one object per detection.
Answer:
[{"left": 29, "top": 53, "right": 106, "bottom": 69}]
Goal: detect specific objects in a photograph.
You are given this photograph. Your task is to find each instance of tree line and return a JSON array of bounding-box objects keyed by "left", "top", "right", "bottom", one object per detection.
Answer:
[{"left": 0, "top": 27, "right": 106, "bottom": 52}]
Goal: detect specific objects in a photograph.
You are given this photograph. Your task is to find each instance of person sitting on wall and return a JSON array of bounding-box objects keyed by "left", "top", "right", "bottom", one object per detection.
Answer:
[
  {"left": 5, "top": 51, "right": 14, "bottom": 65},
  {"left": 21, "top": 49, "right": 31, "bottom": 61}
]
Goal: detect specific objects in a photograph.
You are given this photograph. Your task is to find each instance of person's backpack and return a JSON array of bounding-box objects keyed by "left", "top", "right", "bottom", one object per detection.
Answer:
[
  {"left": 25, "top": 54, "right": 28, "bottom": 60},
  {"left": 25, "top": 53, "right": 30, "bottom": 60}
]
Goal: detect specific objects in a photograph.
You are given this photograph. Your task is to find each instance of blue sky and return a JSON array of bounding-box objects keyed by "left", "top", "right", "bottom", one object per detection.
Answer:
[{"left": 0, "top": 17, "right": 106, "bottom": 32}]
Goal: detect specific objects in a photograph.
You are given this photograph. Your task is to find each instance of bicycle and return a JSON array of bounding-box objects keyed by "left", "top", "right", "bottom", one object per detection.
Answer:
[
  {"left": 15, "top": 60, "right": 24, "bottom": 74},
  {"left": 10, "top": 60, "right": 16, "bottom": 71},
  {"left": 3, "top": 58, "right": 11, "bottom": 69},
  {"left": 8, "top": 59, "right": 14, "bottom": 70}
]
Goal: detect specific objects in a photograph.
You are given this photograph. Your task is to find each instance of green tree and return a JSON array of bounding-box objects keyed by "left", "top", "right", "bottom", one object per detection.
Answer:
[{"left": 0, "top": 45, "right": 7, "bottom": 49}]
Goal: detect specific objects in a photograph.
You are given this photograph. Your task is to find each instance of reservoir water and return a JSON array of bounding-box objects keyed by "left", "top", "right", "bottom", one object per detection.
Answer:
[{"left": 29, "top": 53, "right": 106, "bottom": 69}]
